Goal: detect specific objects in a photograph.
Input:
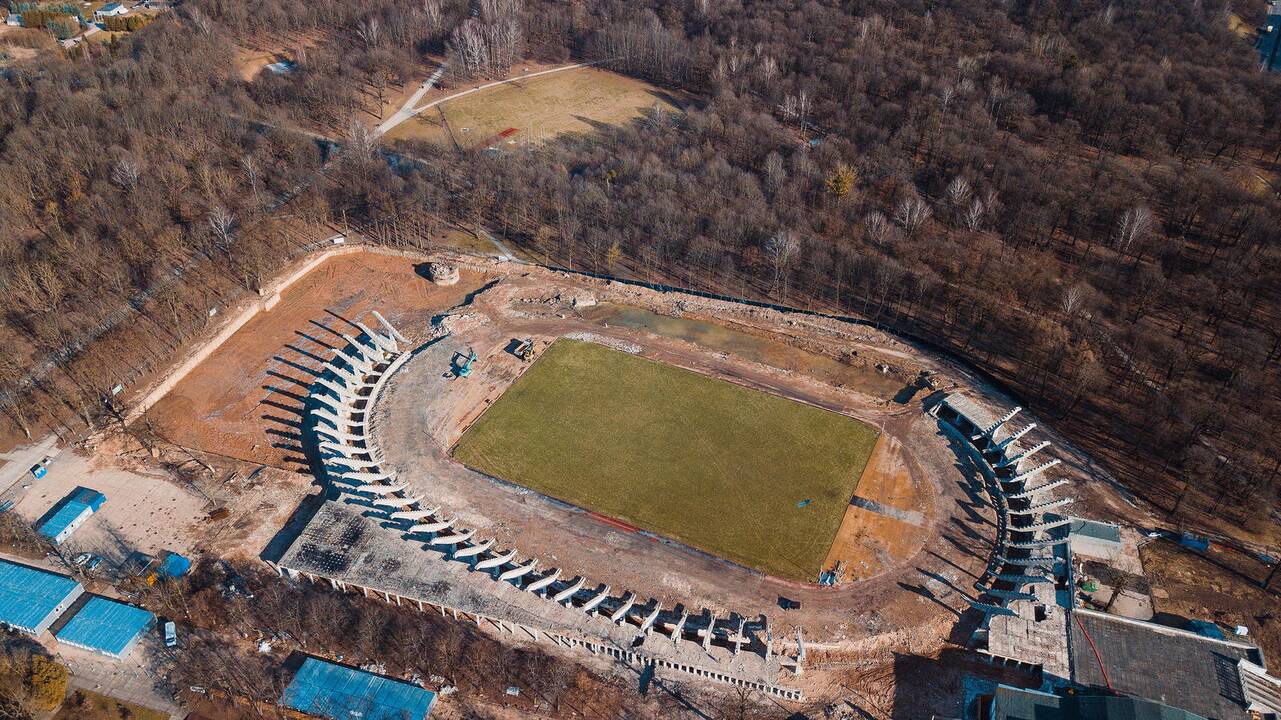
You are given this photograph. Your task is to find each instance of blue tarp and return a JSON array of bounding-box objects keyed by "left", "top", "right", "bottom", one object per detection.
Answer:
[
  {"left": 0, "top": 560, "right": 83, "bottom": 634},
  {"left": 37, "top": 487, "right": 105, "bottom": 543},
  {"left": 281, "top": 657, "right": 437, "bottom": 720},
  {"left": 1186, "top": 619, "right": 1227, "bottom": 640},
  {"left": 157, "top": 553, "right": 191, "bottom": 578},
  {"left": 56, "top": 596, "right": 154, "bottom": 657}
]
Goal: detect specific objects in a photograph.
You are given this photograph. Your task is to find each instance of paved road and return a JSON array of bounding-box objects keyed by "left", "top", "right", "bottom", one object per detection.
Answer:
[{"left": 376, "top": 63, "right": 448, "bottom": 136}]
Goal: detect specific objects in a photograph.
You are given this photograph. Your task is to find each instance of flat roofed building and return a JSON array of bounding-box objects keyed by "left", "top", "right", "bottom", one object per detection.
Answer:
[
  {"left": 55, "top": 596, "right": 154, "bottom": 659},
  {"left": 281, "top": 656, "right": 437, "bottom": 720},
  {"left": 0, "top": 559, "right": 84, "bottom": 636},
  {"left": 990, "top": 685, "right": 1207, "bottom": 719},
  {"left": 1070, "top": 609, "right": 1267, "bottom": 720},
  {"left": 37, "top": 487, "right": 106, "bottom": 545},
  {"left": 1068, "top": 517, "right": 1123, "bottom": 562}
]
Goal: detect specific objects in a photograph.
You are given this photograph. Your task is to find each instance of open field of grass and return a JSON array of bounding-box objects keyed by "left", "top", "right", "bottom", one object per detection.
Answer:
[
  {"left": 453, "top": 339, "right": 879, "bottom": 581},
  {"left": 387, "top": 66, "right": 683, "bottom": 148}
]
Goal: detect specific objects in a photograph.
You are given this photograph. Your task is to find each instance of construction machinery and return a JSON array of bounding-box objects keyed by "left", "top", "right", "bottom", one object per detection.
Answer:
[
  {"left": 514, "top": 338, "right": 534, "bottom": 361},
  {"left": 454, "top": 348, "right": 478, "bottom": 378}
]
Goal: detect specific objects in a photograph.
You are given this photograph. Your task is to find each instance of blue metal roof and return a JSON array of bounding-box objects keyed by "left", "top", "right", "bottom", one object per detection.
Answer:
[
  {"left": 158, "top": 553, "right": 191, "bottom": 578},
  {"left": 55, "top": 596, "right": 154, "bottom": 656},
  {"left": 0, "top": 560, "right": 82, "bottom": 633},
  {"left": 37, "top": 487, "right": 105, "bottom": 541},
  {"left": 281, "top": 657, "right": 436, "bottom": 720}
]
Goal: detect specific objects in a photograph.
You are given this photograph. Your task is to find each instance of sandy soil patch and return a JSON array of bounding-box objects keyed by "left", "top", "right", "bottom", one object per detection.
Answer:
[
  {"left": 823, "top": 435, "right": 928, "bottom": 582},
  {"left": 143, "top": 252, "right": 485, "bottom": 471}
]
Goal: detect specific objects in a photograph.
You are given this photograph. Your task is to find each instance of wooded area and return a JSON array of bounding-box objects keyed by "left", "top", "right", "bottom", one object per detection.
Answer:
[{"left": 1, "top": 0, "right": 1279, "bottom": 542}]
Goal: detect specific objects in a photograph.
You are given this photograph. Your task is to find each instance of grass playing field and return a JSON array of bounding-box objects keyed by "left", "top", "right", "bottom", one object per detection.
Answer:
[
  {"left": 452, "top": 339, "right": 880, "bottom": 581},
  {"left": 386, "top": 66, "right": 683, "bottom": 148}
]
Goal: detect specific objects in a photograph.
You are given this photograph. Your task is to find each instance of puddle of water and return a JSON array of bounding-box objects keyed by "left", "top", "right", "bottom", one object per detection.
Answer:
[{"left": 581, "top": 303, "right": 906, "bottom": 399}]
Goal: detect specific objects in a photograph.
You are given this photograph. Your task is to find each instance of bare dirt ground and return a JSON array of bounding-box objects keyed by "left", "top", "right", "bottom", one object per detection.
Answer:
[
  {"left": 823, "top": 435, "right": 928, "bottom": 583},
  {"left": 1140, "top": 539, "right": 1281, "bottom": 660},
  {"left": 143, "top": 252, "right": 484, "bottom": 472},
  {"left": 235, "top": 31, "right": 326, "bottom": 82},
  {"left": 13, "top": 443, "right": 207, "bottom": 562}
]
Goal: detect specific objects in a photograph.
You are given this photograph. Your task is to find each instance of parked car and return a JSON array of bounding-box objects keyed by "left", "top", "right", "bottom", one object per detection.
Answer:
[{"left": 163, "top": 621, "right": 178, "bottom": 648}]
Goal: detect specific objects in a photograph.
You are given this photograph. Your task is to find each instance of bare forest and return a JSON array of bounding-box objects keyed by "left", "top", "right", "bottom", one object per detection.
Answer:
[{"left": 1, "top": 0, "right": 1280, "bottom": 551}]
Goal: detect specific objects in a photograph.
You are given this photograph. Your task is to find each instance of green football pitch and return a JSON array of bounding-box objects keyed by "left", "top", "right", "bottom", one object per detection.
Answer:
[{"left": 452, "top": 339, "right": 879, "bottom": 581}]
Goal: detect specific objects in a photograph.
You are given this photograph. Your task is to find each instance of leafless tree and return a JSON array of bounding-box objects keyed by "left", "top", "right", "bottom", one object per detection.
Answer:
[
  {"left": 357, "top": 16, "right": 382, "bottom": 49},
  {"left": 766, "top": 229, "right": 800, "bottom": 298},
  {"left": 347, "top": 120, "right": 379, "bottom": 159},
  {"left": 864, "top": 211, "right": 890, "bottom": 244},
  {"left": 208, "top": 206, "right": 235, "bottom": 249},
  {"left": 1062, "top": 283, "right": 1086, "bottom": 316},
  {"left": 240, "top": 155, "right": 260, "bottom": 208},
  {"left": 962, "top": 199, "right": 985, "bottom": 231},
  {"left": 895, "top": 195, "right": 932, "bottom": 235},
  {"left": 763, "top": 152, "right": 786, "bottom": 194},
  {"left": 186, "top": 7, "right": 212, "bottom": 34},
  {"left": 1115, "top": 205, "right": 1155, "bottom": 255},
  {"left": 945, "top": 176, "right": 972, "bottom": 207},
  {"left": 421, "top": 0, "right": 442, "bottom": 34},
  {"left": 110, "top": 158, "right": 140, "bottom": 192}
]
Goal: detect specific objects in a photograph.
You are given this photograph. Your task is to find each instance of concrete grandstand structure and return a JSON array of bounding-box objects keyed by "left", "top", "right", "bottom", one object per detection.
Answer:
[
  {"left": 270, "top": 309, "right": 804, "bottom": 700},
  {"left": 931, "top": 393, "right": 1075, "bottom": 679}
]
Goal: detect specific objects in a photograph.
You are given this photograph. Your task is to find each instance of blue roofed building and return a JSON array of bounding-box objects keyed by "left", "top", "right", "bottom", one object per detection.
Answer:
[
  {"left": 37, "top": 487, "right": 106, "bottom": 545},
  {"left": 157, "top": 552, "right": 191, "bottom": 578},
  {"left": 281, "top": 656, "right": 437, "bottom": 720},
  {"left": 55, "top": 596, "right": 154, "bottom": 659},
  {"left": 0, "top": 559, "right": 84, "bottom": 636}
]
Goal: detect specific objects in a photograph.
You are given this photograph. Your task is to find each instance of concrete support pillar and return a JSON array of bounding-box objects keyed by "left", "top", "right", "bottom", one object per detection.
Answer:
[
  {"left": 373, "top": 311, "right": 407, "bottom": 343},
  {"left": 671, "top": 610, "right": 688, "bottom": 645},
  {"left": 525, "top": 568, "right": 561, "bottom": 595},
  {"left": 431, "top": 529, "right": 475, "bottom": 546},
  {"left": 356, "top": 322, "right": 399, "bottom": 354},
  {"left": 319, "top": 440, "right": 364, "bottom": 458},
  {"left": 703, "top": 613, "right": 716, "bottom": 652},
  {"left": 475, "top": 549, "right": 517, "bottom": 572},
  {"left": 580, "top": 585, "right": 610, "bottom": 614},
  {"left": 983, "top": 407, "right": 1022, "bottom": 437},
  {"left": 341, "top": 470, "right": 394, "bottom": 483},
  {"left": 334, "top": 349, "right": 374, "bottom": 373},
  {"left": 551, "top": 576, "right": 585, "bottom": 604},
  {"left": 999, "top": 441, "right": 1051, "bottom": 468},
  {"left": 453, "top": 538, "right": 494, "bottom": 559},
  {"left": 355, "top": 482, "right": 408, "bottom": 495},
  {"left": 313, "top": 424, "right": 363, "bottom": 443},
  {"left": 640, "top": 602, "right": 662, "bottom": 635},
  {"left": 409, "top": 517, "right": 455, "bottom": 534},
  {"left": 996, "top": 423, "right": 1037, "bottom": 451},
  {"left": 610, "top": 593, "right": 636, "bottom": 624},
  {"left": 1011, "top": 459, "right": 1061, "bottom": 485},
  {"left": 390, "top": 507, "right": 440, "bottom": 521},
  {"left": 373, "top": 495, "right": 420, "bottom": 509},
  {"left": 498, "top": 560, "right": 538, "bottom": 582}
]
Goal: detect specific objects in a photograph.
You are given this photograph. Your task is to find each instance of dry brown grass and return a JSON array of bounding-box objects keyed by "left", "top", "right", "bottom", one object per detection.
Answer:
[{"left": 387, "top": 66, "right": 683, "bottom": 147}]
